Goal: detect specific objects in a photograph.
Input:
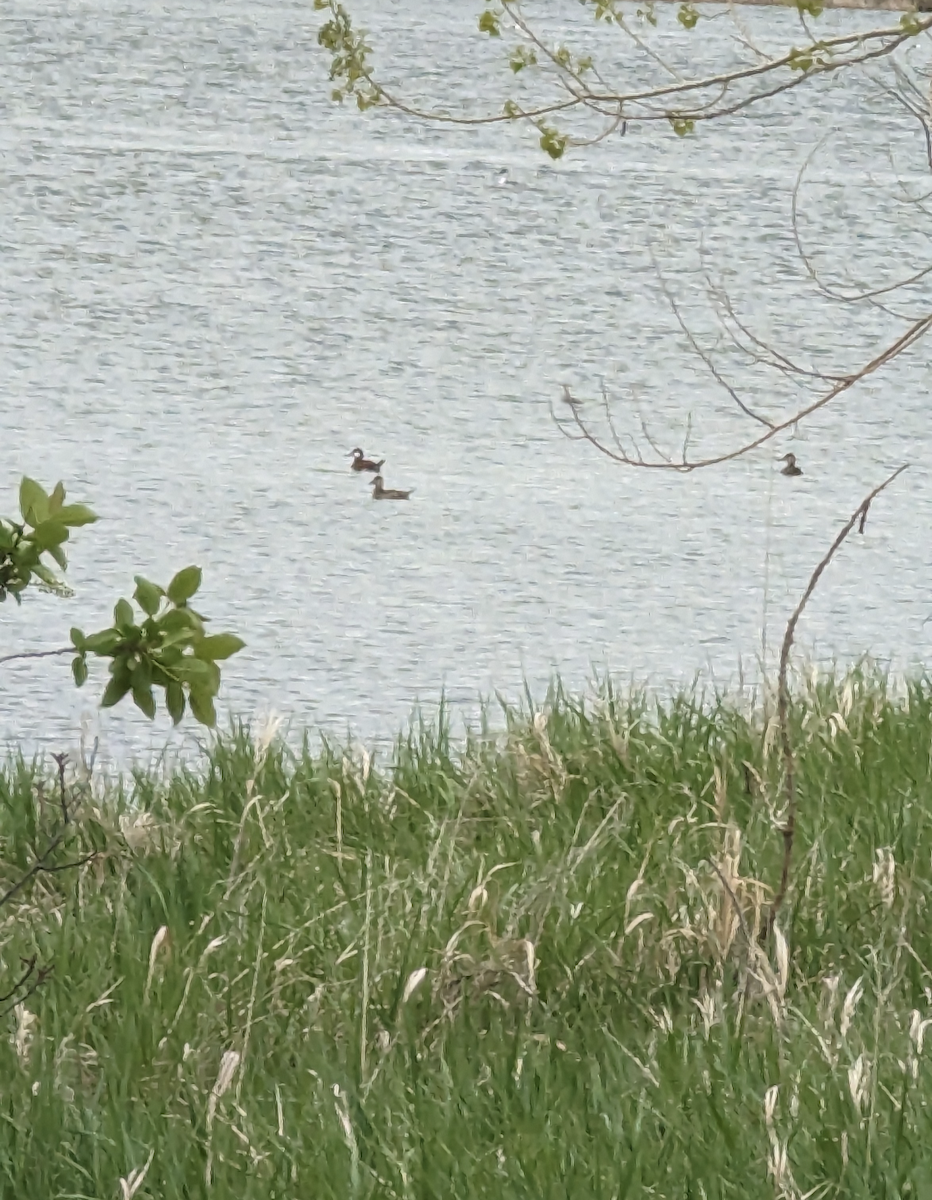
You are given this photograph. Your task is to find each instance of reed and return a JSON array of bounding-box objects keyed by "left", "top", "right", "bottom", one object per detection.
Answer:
[{"left": 0, "top": 669, "right": 930, "bottom": 1197}]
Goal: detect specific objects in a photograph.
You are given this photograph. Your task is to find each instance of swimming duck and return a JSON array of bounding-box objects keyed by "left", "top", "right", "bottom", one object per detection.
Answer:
[
  {"left": 780, "top": 453, "right": 803, "bottom": 477},
  {"left": 349, "top": 448, "right": 385, "bottom": 473},
  {"left": 371, "top": 474, "right": 413, "bottom": 500}
]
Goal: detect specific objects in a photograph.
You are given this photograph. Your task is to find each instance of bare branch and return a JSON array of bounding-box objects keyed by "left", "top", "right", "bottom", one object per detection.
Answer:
[
  {"left": 649, "top": 242, "right": 775, "bottom": 429},
  {"left": 763, "top": 464, "right": 909, "bottom": 937},
  {"left": 876, "top": 61, "right": 932, "bottom": 170},
  {"left": 0, "top": 962, "right": 53, "bottom": 1020},
  {"left": 0, "top": 957, "right": 38, "bottom": 1006},
  {"left": 704, "top": 270, "right": 850, "bottom": 385},
  {"left": 552, "top": 313, "right": 932, "bottom": 471},
  {"left": 0, "top": 753, "right": 96, "bottom": 912},
  {"left": 792, "top": 135, "right": 932, "bottom": 305},
  {"left": 0, "top": 647, "right": 72, "bottom": 668}
]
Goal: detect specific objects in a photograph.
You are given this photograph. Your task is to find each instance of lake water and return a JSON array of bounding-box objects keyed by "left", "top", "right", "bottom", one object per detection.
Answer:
[{"left": 1, "top": 0, "right": 930, "bottom": 766}]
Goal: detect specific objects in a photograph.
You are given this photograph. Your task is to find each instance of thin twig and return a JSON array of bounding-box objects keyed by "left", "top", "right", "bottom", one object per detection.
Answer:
[
  {"left": 0, "top": 647, "right": 72, "bottom": 667},
  {"left": 763, "top": 464, "right": 908, "bottom": 939},
  {"left": 0, "top": 957, "right": 37, "bottom": 1005},
  {"left": 0, "top": 964, "right": 53, "bottom": 1020},
  {"left": 553, "top": 314, "right": 932, "bottom": 471},
  {"left": 792, "top": 134, "right": 932, "bottom": 305},
  {"left": 649, "top": 242, "right": 775, "bottom": 430},
  {"left": 0, "top": 753, "right": 96, "bottom": 911},
  {"left": 349, "top": 10, "right": 931, "bottom": 139}
]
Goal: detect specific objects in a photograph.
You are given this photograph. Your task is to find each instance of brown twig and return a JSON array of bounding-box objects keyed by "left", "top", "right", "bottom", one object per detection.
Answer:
[
  {"left": 762, "top": 464, "right": 908, "bottom": 939},
  {"left": 648, "top": 242, "right": 775, "bottom": 430},
  {"left": 0, "top": 647, "right": 72, "bottom": 667},
  {"left": 792, "top": 135, "right": 932, "bottom": 306},
  {"left": 0, "top": 956, "right": 38, "bottom": 1006},
  {"left": 0, "top": 960, "right": 53, "bottom": 1020},
  {"left": 0, "top": 753, "right": 97, "bottom": 1015},
  {"left": 553, "top": 314, "right": 932, "bottom": 471},
  {"left": 0, "top": 753, "right": 96, "bottom": 910}
]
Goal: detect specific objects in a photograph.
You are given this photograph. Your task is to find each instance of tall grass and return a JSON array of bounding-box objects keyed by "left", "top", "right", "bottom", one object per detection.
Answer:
[{"left": 1, "top": 668, "right": 931, "bottom": 1198}]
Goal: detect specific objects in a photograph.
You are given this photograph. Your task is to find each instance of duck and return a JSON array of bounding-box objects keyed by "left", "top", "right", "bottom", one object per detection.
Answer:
[
  {"left": 779, "top": 453, "right": 803, "bottom": 477},
  {"left": 371, "top": 474, "right": 413, "bottom": 500},
  {"left": 349, "top": 448, "right": 385, "bottom": 473}
]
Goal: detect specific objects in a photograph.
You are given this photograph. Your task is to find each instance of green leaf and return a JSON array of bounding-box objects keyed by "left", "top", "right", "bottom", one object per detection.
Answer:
[
  {"left": 670, "top": 117, "right": 695, "bottom": 137},
  {"left": 114, "top": 598, "right": 135, "bottom": 629},
  {"left": 540, "top": 127, "right": 567, "bottom": 160},
  {"left": 32, "top": 520, "right": 69, "bottom": 551},
  {"left": 49, "top": 482, "right": 66, "bottom": 514},
  {"left": 167, "top": 565, "right": 202, "bottom": 606},
  {"left": 155, "top": 648, "right": 185, "bottom": 676},
  {"left": 71, "top": 655, "right": 88, "bottom": 688},
  {"left": 101, "top": 673, "right": 132, "bottom": 709},
  {"left": 204, "top": 659, "right": 221, "bottom": 694},
  {"left": 165, "top": 681, "right": 186, "bottom": 726},
  {"left": 194, "top": 633, "right": 246, "bottom": 662},
  {"left": 108, "top": 655, "right": 132, "bottom": 684},
  {"left": 132, "top": 681, "right": 157, "bottom": 720},
  {"left": 787, "top": 47, "right": 814, "bottom": 72},
  {"left": 189, "top": 688, "right": 217, "bottom": 727},
  {"left": 48, "top": 543, "right": 68, "bottom": 572},
  {"left": 159, "top": 607, "right": 203, "bottom": 638},
  {"left": 70, "top": 627, "right": 86, "bottom": 650},
  {"left": 19, "top": 477, "right": 49, "bottom": 526},
  {"left": 131, "top": 656, "right": 153, "bottom": 689},
  {"left": 83, "top": 629, "right": 122, "bottom": 654},
  {"left": 677, "top": 3, "right": 699, "bottom": 28},
  {"left": 134, "top": 576, "right": 164, "bottom": 617},
  {"left": 148, "top": 658, "right": 169, "bottom": 686},
  {"left": 171, "top": 657, "right": 217, "bottom": 689},
  {"left": 478, "top": 9, "right": 500, "bottom": 35},
  {"left": 56, "top": 503, "right": 98, "bottom": 527},
  {"left": 510, "top": 47, "right": 537, "bottom": 73}
]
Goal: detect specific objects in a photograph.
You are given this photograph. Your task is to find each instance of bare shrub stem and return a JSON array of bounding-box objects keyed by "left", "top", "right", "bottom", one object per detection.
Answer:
[{"left": 764, "top": 464, "right": 908, "bottom": 937}]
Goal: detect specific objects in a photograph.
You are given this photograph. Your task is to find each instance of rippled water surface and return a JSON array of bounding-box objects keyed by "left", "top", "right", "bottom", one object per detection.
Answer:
[{"left": 2, "top": 0, "right": 930, "bottom": 763}]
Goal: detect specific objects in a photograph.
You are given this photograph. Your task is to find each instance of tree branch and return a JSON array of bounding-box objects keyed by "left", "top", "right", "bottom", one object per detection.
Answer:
[
  {"left": 0, "top": 647, "right": 72, "bottom": 668},
  {"left": 553, "top": 314, "right": 932, "bottom": 471},
  {"left": 763, "top": 464, "right": 908, "bottom": 938}
]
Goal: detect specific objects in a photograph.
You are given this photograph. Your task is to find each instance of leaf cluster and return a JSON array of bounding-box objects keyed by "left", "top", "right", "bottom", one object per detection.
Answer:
[
  {"left": 0, "top": 478, "right": 96, "bottom": 604},
  {"left": 314, "top": 0, "right": 381, "bottom": 110},
  {"left": 787, "top": 43, "right": 830, "bottom": 73},
  {"left": 69, "top": 567, "right": 245, "bottom": 728}
]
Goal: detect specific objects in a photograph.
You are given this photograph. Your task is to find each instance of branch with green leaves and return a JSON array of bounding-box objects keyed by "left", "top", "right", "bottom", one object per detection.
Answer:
[
  {"left": 0, "top": 476, "right": 96, "bottom": 602},
  {"left": 313, "top": 0, "right": 931, "bottom": 158},
  {"left": 0, "top": 477, "right": 243, "bottom": 727},
  {"left": 69, "top": 567, "right": 243, "bottom": 727}
]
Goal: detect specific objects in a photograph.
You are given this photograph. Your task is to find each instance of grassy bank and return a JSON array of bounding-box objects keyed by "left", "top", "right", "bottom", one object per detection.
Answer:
[{"left": 1, "top": 670, "right": 931, "bottom": 1198}]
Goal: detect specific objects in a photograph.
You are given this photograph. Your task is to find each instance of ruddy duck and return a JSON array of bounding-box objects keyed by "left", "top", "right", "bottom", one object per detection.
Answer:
[
  {"left": 349, "top": 448, "right": 385, "bottom": 473},
  {"left": 371, "top": 474, "right": 413, "bottom": 500},
  {"left": 780, "top": 453, "right": 802, "bottom": 477}
]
